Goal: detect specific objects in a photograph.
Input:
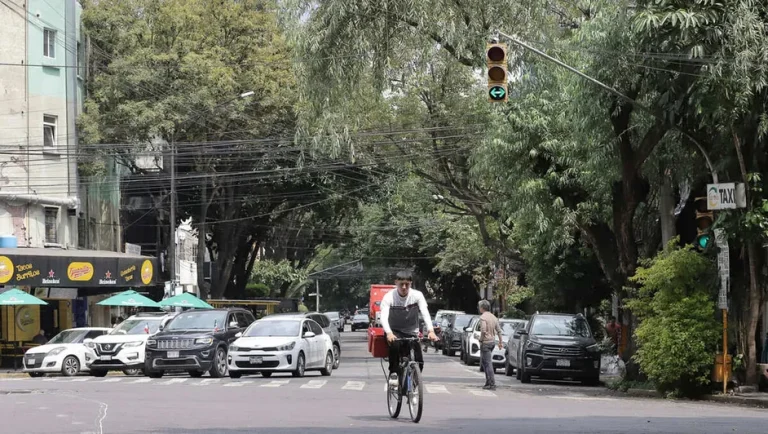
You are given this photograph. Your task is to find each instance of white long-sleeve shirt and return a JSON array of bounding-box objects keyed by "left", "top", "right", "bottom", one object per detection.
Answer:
[{"left": 380, "top": 288, "right": 434, "bottom": 336}]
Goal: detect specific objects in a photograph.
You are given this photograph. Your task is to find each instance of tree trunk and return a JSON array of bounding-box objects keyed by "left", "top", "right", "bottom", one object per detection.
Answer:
[
  {"left": 197, "top": 176, "right": 211, "bottom": 299},
  {"left": 659, "top": 169, "right": 676, "bottom": 244},
  {"left": 745, "top": 242, "right": 762, "bottom": 385}
]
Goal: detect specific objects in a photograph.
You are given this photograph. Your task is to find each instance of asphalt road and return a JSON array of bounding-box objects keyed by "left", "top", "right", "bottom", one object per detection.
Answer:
[{"left": 1, "top": 328, "right": 766, "bottom": 434}]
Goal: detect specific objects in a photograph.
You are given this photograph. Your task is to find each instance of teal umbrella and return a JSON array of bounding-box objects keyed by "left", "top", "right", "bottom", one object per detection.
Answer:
[
  {"left": 0, "top": 288, "right": 47, "bottom": 370},
  {"left": 97, "top": 290, "right": 160, "bottom": 308},
  {"left": 0, "top": 288, "right": 47, "bottom": 306},
  {"left": 159, "top": 292, "right": 213, "bottom": 309}
]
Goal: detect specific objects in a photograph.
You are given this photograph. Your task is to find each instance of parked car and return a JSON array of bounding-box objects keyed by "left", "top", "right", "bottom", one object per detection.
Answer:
[
  {"left": 441, "top": 314, "right": 474, "bottom": 356},
  {"left": 508, "top": 313, "right": 600, "bottom": 385},
  {"left": 350, "top": 313, "right": 369, "bottom": 331},
  {"left": 23, "top": 327, "right": 111, "bottom": 377},
  {"left": 228, "top": 316, "right": 334, "bottom": 378},
  {"left": 504, "top": 320, "right": 529, "bottom": 376},
  {"left": 144, "top": 308, "right": 256, "bottom": 378},
  {"left": 85, "top": 312, "right": 173, "bottom": 377},
  {"left": 325, "top": 311, "right": 344, "bottom": 333},
  {"left": 434, "top": 310, "right": 464, "bottom": 327},
  {"left": 475, "top": 319, "right": 526, "bottom": 372},
  {"left": 459, "top": 316, "right": 482, "bottom": 364},
  {"left": 267, "top": 312, "right": 341, "bottom": 370}
]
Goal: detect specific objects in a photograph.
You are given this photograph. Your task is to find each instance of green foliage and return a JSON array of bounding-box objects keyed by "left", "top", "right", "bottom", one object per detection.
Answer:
[
  {"left": 627, "top": 241, "right": 719, "bottom": 397},
  {"left": 250, "top": 259, "right": 308, "bottom": 296},
  {"left": 244, "top": 283, "right": 271, "bottom": 298}
]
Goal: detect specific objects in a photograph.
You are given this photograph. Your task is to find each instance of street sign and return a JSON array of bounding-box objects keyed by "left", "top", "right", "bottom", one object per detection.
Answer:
[
  {"left": 125, "top": 243, "right": 141, "bottom": 255},
  {"left": 707, "top": 183, "right": 747, "bottom": 210},
  {"left": 489, "top": 85, "right": 506, "bottom": 101}
]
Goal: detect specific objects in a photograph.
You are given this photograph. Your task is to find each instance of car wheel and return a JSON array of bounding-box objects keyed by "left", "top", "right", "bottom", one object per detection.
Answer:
[
  {"left": 209, "top": 346, "right": 228, "bottom": 378},
  {"left": 332, "top": 343, "right": 341, "bottom": 369},
  {"left": 448, "top": 349, "right": 455, "bottom": 357},
  {"left": 89, "top": 370, "right": 108, "bottom": 377},
  {"left": 123, "top": 368, "right": 142, "bottom": 376},
  {"left": 28, "top": 372, "right": 44, "bottom": 378},
  {"left": 229, "top": 371, "right": 242, "bottom": 379},
  {"left": 61, "top": 356, "right": 80, "bottom": 377},
  {"left": 505, "top": 361, "right": 514, "bottom": 377},
  {"left": 188, "top": 370, "right": 205, "bottom": 378},
  {"left": 320, "top": 351, "right": 334, "bottom": 376},
  {"left": 148, "top": 371, "right": 164, "bottom": 379},
  {"left": 520, "top": 364, "right": 531, "bottom": 384},
  {"left": 261, "top": 372, "right": 272, "bottom": 378},
  {"left": 292, "top": 353, "right": 306, "bottom": 378}
]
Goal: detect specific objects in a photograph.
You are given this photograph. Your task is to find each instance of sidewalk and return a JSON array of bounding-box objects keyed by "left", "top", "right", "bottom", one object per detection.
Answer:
[{"left": 611, "top": 383, "right": 768, "bottom": 409}]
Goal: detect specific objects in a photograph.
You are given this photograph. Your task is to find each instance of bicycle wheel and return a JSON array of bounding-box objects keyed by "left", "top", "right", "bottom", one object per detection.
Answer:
[
  {"left": 387, "top": 374, "right": 402, "bottom": 418},
  {"left": 407, "top": 364, "right": 424, "bottom": 423}
]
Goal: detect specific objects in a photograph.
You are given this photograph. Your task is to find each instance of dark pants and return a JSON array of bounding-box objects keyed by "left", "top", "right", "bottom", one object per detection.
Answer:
[
  {"left": 388, "top": 332, "right": 424, "bottom": 375},
  {"left": 481, "top": 342, "right": 496, "bottom": 386}
]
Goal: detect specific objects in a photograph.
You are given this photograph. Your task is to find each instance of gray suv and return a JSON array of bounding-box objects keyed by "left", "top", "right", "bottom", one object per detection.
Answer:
[{"left": 266, "top": 312, "right": 341, "bottom": 369}]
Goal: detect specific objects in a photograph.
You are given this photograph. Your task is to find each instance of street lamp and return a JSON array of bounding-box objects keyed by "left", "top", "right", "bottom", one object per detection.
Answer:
[{"left": 169, "top": 90, "right": 254, "bottom": 295}]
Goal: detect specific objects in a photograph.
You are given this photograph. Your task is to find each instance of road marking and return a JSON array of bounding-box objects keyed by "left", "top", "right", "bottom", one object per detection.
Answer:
[
  {"left": 68, "top": 378, "right": 91, "bottom": 382},
  {"left": 342, "top": 381, "right": 366, "bottom": 391},
  {"left": 42, "top": 378, "right": 60, "bottom": 382},
  {"left": 101, "top": 378, "right": 122, "bottom": 383},
  {"left": 56, "top": 414, "right": 68, "bottom": 418},
  {"left": 192, "top": 379, "right": 220, "bottom": 386},
  {"left": 550, "top": 396, "right": 615, "bottom": 401},
  {"left": 159, "top": 378, "right": 187, "bottom": 385},
  {"left": 260, "top": 380, "right": 290, "bottom": 388},
  {"left": 130, "top": 378, "right": 152, "bottom": 384},
  {"left": 426, "top": 384, "right": 449, "bottom": 394},
  {"left": 301, "top": 380, "right": 327, "bottom": 389},
  {"left": 469, "top": 389, "right": 496, "bottom": 397},
  {"left": 224, "top": 381, "right": 253, "bottom": 387}
]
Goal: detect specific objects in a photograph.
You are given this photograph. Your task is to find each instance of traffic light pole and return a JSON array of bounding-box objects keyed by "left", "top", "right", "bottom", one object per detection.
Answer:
[{"left": 496, "top": 30, "right": 718, "bottom": 184}]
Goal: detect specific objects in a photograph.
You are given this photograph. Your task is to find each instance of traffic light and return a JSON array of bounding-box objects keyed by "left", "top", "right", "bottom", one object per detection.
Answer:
[
  {"left": 486, "top": 43, "right": 508, "bottom": 102},
  {"left": 694, "top": 197, "right": 714, "bottom": 250}
]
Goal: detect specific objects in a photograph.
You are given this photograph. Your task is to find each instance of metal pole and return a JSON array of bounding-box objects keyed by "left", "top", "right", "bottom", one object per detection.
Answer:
[
  {"left": 169, "top": 138, "right": 176, "bottom": 296},
  {"left": 723, "top": 309, "right": 728, "bottom": 394},
  {"left": 316, "top": 280, "right": 320, "bottom": 312}
]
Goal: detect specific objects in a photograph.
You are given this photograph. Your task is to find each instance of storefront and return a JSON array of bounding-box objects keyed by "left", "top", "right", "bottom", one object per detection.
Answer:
[{"left": 0, "top": 248, "right": 157, "bottom": 344}]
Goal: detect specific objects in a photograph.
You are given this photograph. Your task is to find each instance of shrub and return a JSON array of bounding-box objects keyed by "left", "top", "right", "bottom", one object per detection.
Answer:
[{"left": 626, "top": 241, "right": 719, "bottom": 397}]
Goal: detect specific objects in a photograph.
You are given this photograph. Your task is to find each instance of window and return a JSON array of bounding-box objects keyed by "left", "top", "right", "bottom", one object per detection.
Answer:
[
  {"left": 235, "top": 312, "right": 251, "bottom": 328},
  {"left": 43, "top": 29, "right": 56, "bottom": 58},
  {"left": 84, "top": 330, "right": 107, "bottom": 340},
  {"left": 77, "top": 41, "right": 85, "bottom": 77},
  {"left": 44, "top": 207, "right": 58, "bottom": 244},
  {"left": 308, "top": 321, "right": 323, "bottom": 335},
  {"left": 77, "top": 216, "right": 86, "bottom": 248},
  {"left": 43, "top": 115, "right": 57, "bottom": 148}
]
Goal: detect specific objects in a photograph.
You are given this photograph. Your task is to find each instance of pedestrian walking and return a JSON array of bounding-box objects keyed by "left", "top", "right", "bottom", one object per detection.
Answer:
[{"left": 478, "top": 300, "right": 503, "bottom": 390}]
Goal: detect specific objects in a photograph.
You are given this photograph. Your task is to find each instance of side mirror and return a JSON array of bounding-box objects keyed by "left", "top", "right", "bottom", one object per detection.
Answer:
[
  {"left": 158, "top": 324, "right": 164, "bottom": 332},
  {"left": 464, "top": 327, "right": 472, "bottom": 332},
  {"left": 303, "top": 331, "right": 316, "bottom": 338},
  {"left": 229, "top": 321, "right": 239, "bottom": 328},
  {"left": 235, "top": 332, "right": 243, "bottom": 338},
  {"left": 518, "top": 330, "right": 529, "bottom": 336}
]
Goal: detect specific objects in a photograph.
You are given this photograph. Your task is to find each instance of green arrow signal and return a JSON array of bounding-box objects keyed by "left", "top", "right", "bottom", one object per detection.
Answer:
[{"left": 489, "top": 85, "right": 506, "bottom": 100}]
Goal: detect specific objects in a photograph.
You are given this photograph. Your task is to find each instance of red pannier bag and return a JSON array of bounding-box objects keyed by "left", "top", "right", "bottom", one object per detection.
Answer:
[{"left": 368, "top": 327, "right": 389, "bottom": 358}]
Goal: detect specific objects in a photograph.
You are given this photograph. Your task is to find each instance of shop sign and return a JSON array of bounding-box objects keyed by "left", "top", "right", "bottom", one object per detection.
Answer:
[
  {"left": 0, "top": 256, "right": 14, "bottom": 284},
  {"left": 99, "top": 270, "right": 117, "bottom": 285},
  {"left": 120, "top": 264, "right": 137, "bottom": 283},
  {"left": 42, "top": 269, "right": 61, "bottom": 285},
  {"left": 141, "top": 259, "right": 154, "bottom": 285},
  {"left": 68, "top": 262, "right": 94, "bottom": 282},
  {"left": 15, "top": 262, "right": 40, "bottom": 282}
]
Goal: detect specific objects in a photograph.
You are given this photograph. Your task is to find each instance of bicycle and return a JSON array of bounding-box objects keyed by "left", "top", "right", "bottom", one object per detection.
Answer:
[{"left": 383, "top": 336, "right": 424, "bottom": 423}]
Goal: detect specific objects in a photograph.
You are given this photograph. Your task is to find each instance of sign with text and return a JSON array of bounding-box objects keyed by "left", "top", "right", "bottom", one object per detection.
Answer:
[
  {"left": 707, "top": 183, "right": 747, "bottom": 210},
  {"left": 0, "top": 254, "right": 156, "bottom": 287}
]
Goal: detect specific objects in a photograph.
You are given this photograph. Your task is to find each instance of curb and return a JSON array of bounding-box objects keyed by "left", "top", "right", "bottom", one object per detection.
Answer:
[{"left": 609, "top": 387, "right": 768, "bottom": 409}]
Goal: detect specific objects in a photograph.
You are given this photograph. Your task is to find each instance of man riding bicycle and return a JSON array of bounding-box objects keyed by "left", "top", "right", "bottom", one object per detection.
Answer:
[{"left": 380, "top": 270, "right": 438, "bottom": 388}]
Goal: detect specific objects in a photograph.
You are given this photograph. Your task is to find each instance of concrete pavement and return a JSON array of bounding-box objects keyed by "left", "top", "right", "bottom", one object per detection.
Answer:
[{"left": 0, "top": 330, "right": 766, "bottom": 433}]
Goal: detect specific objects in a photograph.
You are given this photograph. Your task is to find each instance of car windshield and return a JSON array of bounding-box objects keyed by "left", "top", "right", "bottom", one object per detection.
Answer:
[
  {"left": 354, "top": 315, "right": 367, "bottom": 320},
  {"left": 110, "top": 319, "right": 161, "bottom": 335},
  {"left": 500, "top": 321, "right": 524, "bottom": 336},
  {"left": 453, "top": 315, "right": 473, "bottom": 329},
  {"left": 531, "top": 316, "right": 591, "bottom": 338},
  {"left": 245, "top": 320, "right": 300, "bottom": 337},
  {"left": 166, "top": 311, "right": 227, "bottom": 331},
  {"left": 48, "top": 329, "right": 87, "bottom": 344}
]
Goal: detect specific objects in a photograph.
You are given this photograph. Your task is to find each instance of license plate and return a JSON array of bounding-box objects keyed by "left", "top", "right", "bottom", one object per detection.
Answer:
[
  {"left": 249, "top": 356, "right": 263, "bottom": 364},
  {"left": 27, "top": 359, "right": 35, "bottom": 365},
  {"left": 167, "top": 351, "right": 179, "bottom": 358},
  {"left": 556, "top": 359, "right": 570, "bottom": 367},
  {"left": 100, "top": 355, "right": 112, "bottom": 361}
]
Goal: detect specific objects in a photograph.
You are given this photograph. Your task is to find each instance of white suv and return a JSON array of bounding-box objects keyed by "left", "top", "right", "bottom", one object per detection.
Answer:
[{"left": 85, "top": 312, "right": 174, "bottom": 376}]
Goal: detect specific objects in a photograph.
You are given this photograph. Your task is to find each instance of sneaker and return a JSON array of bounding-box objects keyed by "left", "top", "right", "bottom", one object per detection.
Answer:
[{"left": 388, "top": 373, "right": 399, "bottom": 389}]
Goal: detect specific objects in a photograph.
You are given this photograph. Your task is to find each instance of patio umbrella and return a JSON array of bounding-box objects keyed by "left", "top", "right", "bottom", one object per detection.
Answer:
[
  {"left": 97, "top": 290, "right": 160, "bottom": 308},
  {"left": 159, "top": 292, "right": 213, "bottom": 309},
  {"left": 0, "top": 288, "right": 47, "bottom": 370}
]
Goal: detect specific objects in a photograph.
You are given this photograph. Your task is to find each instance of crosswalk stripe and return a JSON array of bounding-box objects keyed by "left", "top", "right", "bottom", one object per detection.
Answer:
[
  {"left": 260, "top": 380, "right": 290, "bottom": 388},
  {"left": 192, "top": 379, "right": 220, "bottom": 386},
  {"left": 223, "top": 380, "right": 253, "bottom": 387},
  {"left": 342, "top": 381, "right": 366, "bottom": 391},
  {"left": 68, "top": 378, "right": 91, "bottom": 382},
  {"left": 159, "top": 378, "right": 187, "bottom": 385},
  {"left": 101, "top": 378, "right": 123, "bottom": 383},
  {"left": 469, "top": 389, "right": 496, "bottom": 397},
  {"left": 42, "top": 378, "right": 60, "bottom": 382},
  {"left": 426, "top": 384, "right": 449, "bottom": 394},
  {"left": 130, "top": 378, "right": 152, "bottom": 384},
  {"left": 300, "top": 380, "right": 327, "bottom": 389}
]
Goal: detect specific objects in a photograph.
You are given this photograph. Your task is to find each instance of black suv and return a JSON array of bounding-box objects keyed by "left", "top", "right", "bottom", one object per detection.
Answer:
[
  {"left": 144, "top": 308, "right": 255, "bottom": 378},
  {"left": 508, "top": 313, "right": 600, "bottom": 385}
]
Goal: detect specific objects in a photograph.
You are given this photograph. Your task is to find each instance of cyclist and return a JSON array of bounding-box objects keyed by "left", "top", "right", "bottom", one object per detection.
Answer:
[{"left": 381, "top": 270, "right": 438, "bottom": 388}]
